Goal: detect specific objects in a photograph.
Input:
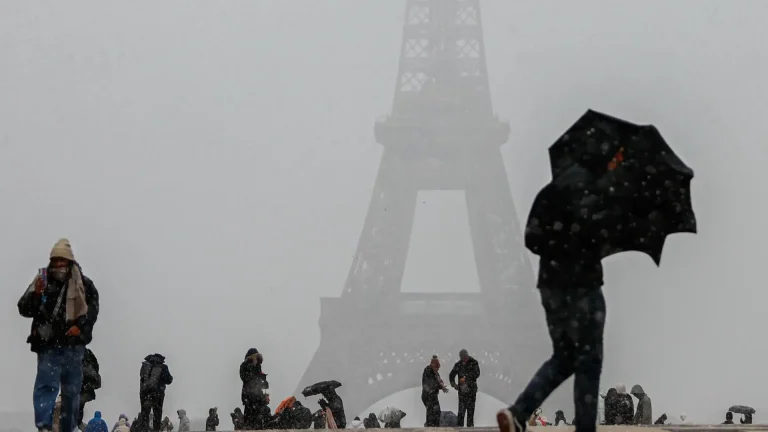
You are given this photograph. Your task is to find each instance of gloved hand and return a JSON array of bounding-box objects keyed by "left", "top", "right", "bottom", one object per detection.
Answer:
[{"left": 35, "top": 277, "right": 45, "bottom": 295}]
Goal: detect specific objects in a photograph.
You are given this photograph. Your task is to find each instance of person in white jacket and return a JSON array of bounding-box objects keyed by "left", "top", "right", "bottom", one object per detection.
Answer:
[
  {"left": 177, "top": 410, "right": 190, "bottom": 432},
  {"left": 114, "top": 418, "right": 130, "bottom": 432},
  {"left": 349, "top": 416, "right": 365, "bottom": 429}
]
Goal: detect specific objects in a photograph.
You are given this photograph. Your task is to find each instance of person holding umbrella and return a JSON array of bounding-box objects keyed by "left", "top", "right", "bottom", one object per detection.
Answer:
[
  {"left": 497, "top": 110, "right": 697, "bottom": 432},
  {"left": 301, "top": 380, "right": 346, "bottom": 429},
  {"left": 729, "top": 405, "right": 755, "bottom": 424}
]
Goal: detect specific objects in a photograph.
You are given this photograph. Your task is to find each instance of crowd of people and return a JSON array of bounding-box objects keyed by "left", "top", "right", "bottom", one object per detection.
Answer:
[{"left": 15, "top": 238, "right": 741, "bottom": 432}]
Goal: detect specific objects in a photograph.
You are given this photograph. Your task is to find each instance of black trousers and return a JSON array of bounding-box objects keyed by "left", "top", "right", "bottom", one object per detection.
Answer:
[
  {"left": 457, "top": 391, "right": 477, "bottom": 427},
  {"left": 510, "top": 287, "right": 606, "bottom": 432},
  {"left": 243, "top": 396, "right": 269, "bottom": 430},
  {"left": 139, "top": 391, "right": 165, "bottom": 432},
  {"left": 77, "top": 394, "right": 94, "bottom": 427},
  {"left": 421, "top": 393, "right": 441, "bottom": 427}
]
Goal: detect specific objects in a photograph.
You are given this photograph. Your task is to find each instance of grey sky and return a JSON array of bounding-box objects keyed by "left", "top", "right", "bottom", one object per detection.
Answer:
[{"left": 1, "top": 0, "right": 766, "bottom": 426}]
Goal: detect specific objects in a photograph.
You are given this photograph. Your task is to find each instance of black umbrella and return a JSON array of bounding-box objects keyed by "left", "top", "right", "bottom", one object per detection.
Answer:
[
  {"left": 527, "top": 109, "right": 697, "bottom": 265},
  {"left": 728, "top": 405, "right": 755, "bottom": 415},
  {"left": 301, "top": 380, "right": 342, "bottom": 397}
]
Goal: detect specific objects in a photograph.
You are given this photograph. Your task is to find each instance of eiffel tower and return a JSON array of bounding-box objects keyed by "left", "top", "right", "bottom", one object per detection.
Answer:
[{"left": 295, "top": 0, "right": 549, "bottom": 418}]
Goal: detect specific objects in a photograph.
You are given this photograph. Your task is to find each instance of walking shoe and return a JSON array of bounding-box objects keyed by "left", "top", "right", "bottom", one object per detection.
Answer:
[{"left": 497, "top": 408, "right": 526, "bottom": 432}]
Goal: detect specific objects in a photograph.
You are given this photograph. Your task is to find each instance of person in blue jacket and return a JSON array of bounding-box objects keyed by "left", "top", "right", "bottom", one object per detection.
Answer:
[{"left": 85, "top": 411, "right": 109, "bottom": 432}]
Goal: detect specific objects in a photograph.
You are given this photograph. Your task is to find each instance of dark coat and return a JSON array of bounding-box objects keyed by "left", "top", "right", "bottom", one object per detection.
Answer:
[
  {"left": 240, "top": 359, "right": 269, "bottom": 404},
  {"left": 603, "top": 388, "right": 619, "bottom": 425},
  {"left": 421, "top": 366, "right": 444, "bottom": 397},
  {"left": 230, "top": 409, "right": 244, "bottom": 430},
  {"left": 81, "top": 348, "right": 102, "bottom": 401},
  {"left": 139, "top": 354, "right": 173, "bottom": 396},
  {"left": 448, "top": 357, "right": 480, "bottom": 392},
  {"left": 321, "top": 391, "right": 346, "bottom": 430},
  {"left": 18, "top": 269, "right": 100, "bottom": 352},
  {"left": 616, "top": 393, "right": 634, "bottom": 425},
  {"left": 205, "top": 409, "right": 219, "bottom": 431},
  {"left": 362, "top": 413, "right": 380, "bottom": 429}
]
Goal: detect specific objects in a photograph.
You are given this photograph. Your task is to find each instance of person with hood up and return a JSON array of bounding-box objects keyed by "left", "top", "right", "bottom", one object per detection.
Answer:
[
  {"left": 176, "top": 410, "right": 190, "bottom": 432},
  {"left": 19, "top": 239, "right": 100, "bottom": 432},
  {"left": 114, "top": 417, "right": 131, "bottom": 432},
  {"left": 78, "top": 349, "right": 102, "bottom": 431},
  {"left": 615, "top": 384, "right": 634, "bottom": 425},
  {"left": 362, "top": 413, "right": 380, "bottom": 429},
  {"left": 230, "top": 408, "right": 244, "bottom": 431},
  {"left": 602, "top": 388, "right": 618, "bottom": 425},
  {"left": 138, "top": 353, "right": 174, "bottom": 432},
  {"left": 723, "top": 412, "right": 734, "bottom": 424},
  {"left": 113, "top": 414, "right": 131, "bottom": 432},
  {"left": 554, "top": 410, "right": 568, "bottom": 426},
  {"left": 421, "top": 355, "right": 449, "bottom": 427},
  {"left": 159, "top": 417, "right": 173, "bottom": 432},
  {"left": 85, "top": 411, "right": 109, "bottom": 432},
  {"left": 496, "top": 211, "right": 606, "bottom": 432},
  {"left": 630, "top": 384, "right": 652, "bottom": 425},
  {"left": 350, "top": 416, "right": 365, "bottom": 429},
  {"left": 205, "top": 408, "right": 219, "bottom": 431},
  {"left": 240, "top": 348, "right": 269, "bottom": 429},
  {"left": 448, "top": 349, "right": 481, "bottom": 427}
]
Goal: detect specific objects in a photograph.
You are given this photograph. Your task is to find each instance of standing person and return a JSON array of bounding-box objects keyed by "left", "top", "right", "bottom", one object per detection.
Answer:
[
  {"left": 112, "top": 415, "right": 130, "bottom": 432},
  {"left": 496, "top": 231, "right": 606, "bottom": 432},
  {"left": 631, "top": 385, "right": 652, "bottom": 425},
  {"left": 205, "top": 408, "right": 219, "bottom": 431},
  {"left": 176, "top": 410, "right": 190, "bottom": 432},
  {"left": 84, "top": 411, "right": 108, "bottom": 432},
  {"left": 230, "top": 408, "right": 244, "bottom": 431},
  {"left": 18, "top": 239, "right": 100, "bottom": 432},
  {"left": 159, "top": 417, "right": 173, "bottom": 432},
  {"left": 240, "top": 348, "right": 269, "bottom": 429},
  {"left": 602, "top": 388, "right": 618, "bottom": 425},
  {"left": 448, "top": 349, "right": 480, "bottom": 427},
  {"left": 138, "top": 354, "right": 173, "bottom": 432},
  {"left": 615, "top": 384, "right": 634, "bottom": 425},
  {"left": 113, "top": 418, "right": 130, "bottom": 432},
  {"left": 78, "top": 348, "right": 102, "bottom": 430},
  {"left": 421, "top": 355, "right": 448, "bottom": 427}
]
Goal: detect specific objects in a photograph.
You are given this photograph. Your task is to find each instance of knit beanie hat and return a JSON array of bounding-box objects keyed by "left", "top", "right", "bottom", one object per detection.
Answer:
[
  {"left": 50, "top": 238, "right": 75, "bottom": 261},
  {"left": 430, "top": 354, "right": 440, "bottom": 368},
  {"left": 244, "top": 348, "right": 259, "bottom": 360}
]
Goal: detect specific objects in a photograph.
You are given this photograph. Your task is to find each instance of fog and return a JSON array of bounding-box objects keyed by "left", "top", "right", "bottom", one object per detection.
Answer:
[{"left": 1, "top": 0, "right": 767, "bottom": 427}]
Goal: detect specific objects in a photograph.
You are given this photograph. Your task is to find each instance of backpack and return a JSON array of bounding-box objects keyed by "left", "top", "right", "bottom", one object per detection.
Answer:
[{"left": 140, "top": 363, "right": 164, "bottom": 393}]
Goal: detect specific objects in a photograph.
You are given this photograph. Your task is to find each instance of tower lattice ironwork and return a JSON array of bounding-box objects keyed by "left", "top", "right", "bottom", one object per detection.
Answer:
[{"left": 295, "top": 0, "right": 551, "bottom": 418}]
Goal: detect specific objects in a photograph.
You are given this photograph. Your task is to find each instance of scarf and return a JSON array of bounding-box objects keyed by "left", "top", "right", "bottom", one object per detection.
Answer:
[{"left": 27, "top": 264, "right": 88, "bottom": 322}]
